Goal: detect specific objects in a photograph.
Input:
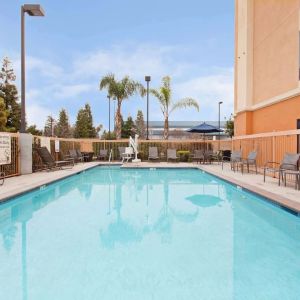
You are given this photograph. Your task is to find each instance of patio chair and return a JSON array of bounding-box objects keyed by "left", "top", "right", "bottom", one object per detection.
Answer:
[
  {"left": 263, "top": 153, "right": 300, "bottom": 185},
  {"left": 204, "top": 150, "right": 214, "bottom": 164},
  {"left": 97, "top": 149, "right": 108, "bottom": 160},
  {"left": 0, "top": 172, "right": 4, "bottom": 186},
  {"left": 37, "top": 147, "right": 74, "bottom": 170},
  {"left": 68, "top": 149, "right": 83, "bottom": 163},
  {"left": 237, "top": 151, "right": 258, "bottom": 174},
  {"left": 118, "top": 147, "right": 126, "bottom": 161},
  {"left": 76, "top": 149, "right": 89, "bottom": 162},
  {"left": 122, "top": 147, "right": 134, "bottom": 163},
  {"left": 222, "top": 150, "right": 242, "bottom": 171},
  {"left": 148, "top": 147, "right": 159, "bottom": 161},
  {"left": 192, "top": 150, "right": 205, "bottom": 164},
  {"left": 167, "top": 149, "right": 179, "bottom": 162}
]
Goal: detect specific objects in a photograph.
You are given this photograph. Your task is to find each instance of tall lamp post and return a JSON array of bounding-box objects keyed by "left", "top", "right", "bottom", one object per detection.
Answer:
[
  {"left": 218, "top": 101, "right": 223, "bottom": 150},
  {"left": 145, "top": 76, "right": 151, "bottom": 140},
  {"left": 107, "top": 95, "right": 111, "bottom": 137},
  {"left": 21, "top": 4, "right": 45, "bottom": 133}
]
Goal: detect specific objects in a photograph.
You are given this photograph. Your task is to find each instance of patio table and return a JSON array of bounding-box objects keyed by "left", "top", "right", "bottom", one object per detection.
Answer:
[{"left": 282, "top": 170, "right": 300, "bottom": 190}]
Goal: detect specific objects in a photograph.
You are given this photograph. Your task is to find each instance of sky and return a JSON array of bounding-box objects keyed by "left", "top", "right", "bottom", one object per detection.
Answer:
[{"left": 0, "top": 0, "right": 234, "bottom": 130}]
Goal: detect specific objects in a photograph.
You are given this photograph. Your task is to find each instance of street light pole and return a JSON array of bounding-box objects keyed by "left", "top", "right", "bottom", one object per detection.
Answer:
[
  {"left": 218, "top": 101, "right": 223, "bottom": 150},
  {"left": 107, "top": 95, "right": 111, "bottom": 137},
  {"left": 145, "top": 76, "right": 151, "bottom": 140},
  {"left": 20, "top": 4, "right": 45, "bottom": 133}
]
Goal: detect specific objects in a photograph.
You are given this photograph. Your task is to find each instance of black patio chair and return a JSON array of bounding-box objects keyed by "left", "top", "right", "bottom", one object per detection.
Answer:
[{"left": 37, "top": 147, "right": 74, "bottom": 170}]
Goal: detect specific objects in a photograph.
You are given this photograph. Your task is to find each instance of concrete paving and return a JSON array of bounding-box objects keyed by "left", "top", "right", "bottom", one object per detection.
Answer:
[
  {"left": 1, "top": 161, "right": 299, "bottom": 213},
  {"left": 0, "top": 162, "right": 100, "bottom": 202}
]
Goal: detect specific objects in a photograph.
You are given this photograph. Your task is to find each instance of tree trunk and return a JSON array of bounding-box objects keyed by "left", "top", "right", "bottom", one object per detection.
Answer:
[
  {"left": 163, "top": 114, "right": 169, "bottom": 140},
  {"left": 115, "top": 99, "right": 122, "bottom": 139}
]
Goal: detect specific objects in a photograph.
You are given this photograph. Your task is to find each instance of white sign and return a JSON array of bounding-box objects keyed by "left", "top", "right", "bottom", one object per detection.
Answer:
[
  {"left": 55, "top": 140, "right": 60, "bottom": 153},
  {"left": 0, "top": 134, "right": 11, "bottom": 165}
]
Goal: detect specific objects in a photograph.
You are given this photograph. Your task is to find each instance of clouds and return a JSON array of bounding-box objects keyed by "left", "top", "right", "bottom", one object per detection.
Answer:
[
  {"left": 9, "top": 43, "right": 233, "bottom": 129},
  {"left": 72, "top": 44, "right": 190, "bottom": 81},
  {"left": 174, "top": 68, "right": 234, "bottom": 120}
]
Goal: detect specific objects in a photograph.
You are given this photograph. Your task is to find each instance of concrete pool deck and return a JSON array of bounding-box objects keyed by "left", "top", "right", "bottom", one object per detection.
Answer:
[{"left": 1, "top": 161, "right": 300, "bottom": 214}]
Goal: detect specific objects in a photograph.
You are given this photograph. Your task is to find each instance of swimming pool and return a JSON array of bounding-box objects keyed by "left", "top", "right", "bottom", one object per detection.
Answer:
[{"left": 0, "top": 166, "right": 299, "bottom": 300}]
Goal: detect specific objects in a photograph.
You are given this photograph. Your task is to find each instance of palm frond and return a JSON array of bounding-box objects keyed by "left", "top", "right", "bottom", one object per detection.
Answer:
[
  {"left": 150, "top": 88, "right": 167, "bottom": 112},
  {"left": 170, "top": 97, "right": 199, "bottom": 114}
]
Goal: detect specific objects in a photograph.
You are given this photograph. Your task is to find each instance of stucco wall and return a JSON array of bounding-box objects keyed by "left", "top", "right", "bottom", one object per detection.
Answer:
[
  {"left": 235, "top": 96, "right": 300, "bottom": 135},
  {"left": 253, "top": 0, "right": 299, "bottom": 105}
]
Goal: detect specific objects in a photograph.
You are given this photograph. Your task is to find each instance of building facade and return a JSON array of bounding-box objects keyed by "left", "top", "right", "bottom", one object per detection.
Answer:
[{"left": 234, "top": 0, "right": 300, "bottom": 136}]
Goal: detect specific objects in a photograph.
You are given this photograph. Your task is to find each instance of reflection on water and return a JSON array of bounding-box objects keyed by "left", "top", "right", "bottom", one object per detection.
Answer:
[{"left": 0, "top": 167, "right": 300, "bottom": 300}]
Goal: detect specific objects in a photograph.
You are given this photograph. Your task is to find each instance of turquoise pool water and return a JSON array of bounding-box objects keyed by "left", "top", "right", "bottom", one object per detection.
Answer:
[{"left": 0, "top": 167, "right": 300, "bottom": 300}]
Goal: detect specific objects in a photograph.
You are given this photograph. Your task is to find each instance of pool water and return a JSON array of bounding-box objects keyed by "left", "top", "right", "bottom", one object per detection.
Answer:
[{"left": 0, "top": 167, "right": 299, "bottom": 300}]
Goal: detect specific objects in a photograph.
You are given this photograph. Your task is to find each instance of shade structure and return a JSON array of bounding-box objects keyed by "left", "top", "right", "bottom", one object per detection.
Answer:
[
  {"left": 186, "top": 122, "right": 223, "bottom": 152},
  {"left": 186, "top": 122, "right": 222, "bottom": 134}
]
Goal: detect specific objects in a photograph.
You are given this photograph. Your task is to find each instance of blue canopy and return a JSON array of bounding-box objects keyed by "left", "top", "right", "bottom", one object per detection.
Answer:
[{"left": 186, "top": 122, "right": 223, "bottom": 133}]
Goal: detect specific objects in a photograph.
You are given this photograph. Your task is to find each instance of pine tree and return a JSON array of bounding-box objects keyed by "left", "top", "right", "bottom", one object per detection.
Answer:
[
  {"left": 44, "top": 116, "right": 56, "bottom": 137},
  {"left": 27, "top": 124, "right": 43, "bottom": 136},
  {"left": 74, "top": 103, "right": 97, "bottom": 138},
  {"left": 0, "top": 57, "right": 21, "bottom": 132},
  {"left": 135, "top": 110, "right": 146, "bottom": 139},
  {"left": 56, "top": 108, "right": 71, "bottom": 138},
  {"left": 0, "top": 97, "right": 9, "bottom": 131},
  {"left": 121, "top": 116, "right": 135, "bottom": 138}
]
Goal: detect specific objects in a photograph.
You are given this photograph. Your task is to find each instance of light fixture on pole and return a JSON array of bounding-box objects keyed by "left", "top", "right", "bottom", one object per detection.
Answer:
[
  {"left": 218, "top": 101, "right": 223, "bottom": 150},
  {"left": 107, "top": 95, "right": 111, "bottom": 137},
  {"left": 145, "top": 76, "right": 151, "bottom": 140},
  {"left": 21, "top": 4, "right": 45, "bottom": 133}
]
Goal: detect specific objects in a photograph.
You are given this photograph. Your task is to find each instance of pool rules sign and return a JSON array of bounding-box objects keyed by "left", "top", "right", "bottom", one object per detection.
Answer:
[{"left": 0, "top": 134, "right": 11, "bottom": 165}]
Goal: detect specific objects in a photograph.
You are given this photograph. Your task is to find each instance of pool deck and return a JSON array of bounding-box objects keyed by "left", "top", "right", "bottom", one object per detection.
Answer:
[
  {"left": 0, "top": 162, "right": 101, "bottom": 203},
  {"left": 1, "top": 161, "right": 300, "bottom": 214}
]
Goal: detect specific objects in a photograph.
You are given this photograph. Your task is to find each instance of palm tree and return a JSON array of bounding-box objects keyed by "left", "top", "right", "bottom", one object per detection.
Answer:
[
  {"left": 150, "top": 76, "right": 199, "bottom": 139},
  {"left": 100, "top": 74, "right": 144, "bottom": 139}
]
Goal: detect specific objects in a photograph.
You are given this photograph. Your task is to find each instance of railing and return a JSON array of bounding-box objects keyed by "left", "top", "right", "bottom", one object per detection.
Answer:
[
  {"left": 2, "top": 130, "right": 300, "bottom": 178},
  {"left": 232, "top": 129, "right": 300, "bottom": 170}
]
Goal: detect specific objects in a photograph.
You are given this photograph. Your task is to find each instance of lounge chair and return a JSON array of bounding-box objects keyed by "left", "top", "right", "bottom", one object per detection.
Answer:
[
  {"left": 263, "top": 153, "right": 300, "bottom": 184},
  {"left": 37, "top": 147, "right": 74, "bottom": 170},
  {"left": 122, "top": 147, "right": 134, "bottom": 162},
  {"left": 167, "top": 149, "right": 178, "bottom": 162},
  {"left": 0, "top": 172, "right": 4, "bottom": 186},
  {"left": 237, "top": 151, "right": 258, "bottom": 174},
  {"left": 192, "top": 150, "right": 205, "bottom": 164},
  {"left": 222, "top": 150, "right": 242, "bottom": 171},
  {"left": 118, "top": 147, "right": 126, "bottom": 161},
  {"left": 148, "top": 147, "right": 159, "bottom": 161},
  {"left": 97, "top": 149, "right": 108, "bottom": 160}
]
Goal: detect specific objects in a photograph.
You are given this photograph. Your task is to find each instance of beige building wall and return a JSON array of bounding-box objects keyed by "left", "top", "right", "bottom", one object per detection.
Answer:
[{"left": 234, "top": 0, "right": 300, "bottom": 135}]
